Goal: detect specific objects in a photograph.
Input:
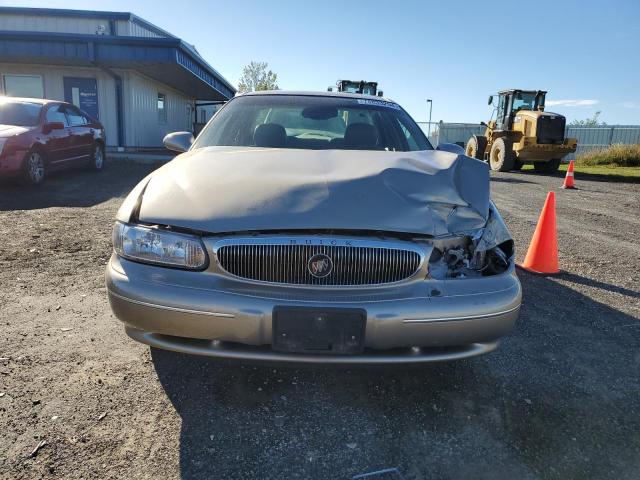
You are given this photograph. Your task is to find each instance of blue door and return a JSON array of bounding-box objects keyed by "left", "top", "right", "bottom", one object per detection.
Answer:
[{"left": 63, "top": 77, "right": 99, "bottom": 120}]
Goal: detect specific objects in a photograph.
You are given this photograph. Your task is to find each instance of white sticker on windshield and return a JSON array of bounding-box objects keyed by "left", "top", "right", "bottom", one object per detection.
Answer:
[{"left": 356, "top": 99, "right": 402, "bottom": 110}]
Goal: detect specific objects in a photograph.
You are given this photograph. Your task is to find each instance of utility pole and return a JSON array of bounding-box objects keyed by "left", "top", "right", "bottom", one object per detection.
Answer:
[{"left": 426, "top": 99, "right": 433, "bottom": 137}]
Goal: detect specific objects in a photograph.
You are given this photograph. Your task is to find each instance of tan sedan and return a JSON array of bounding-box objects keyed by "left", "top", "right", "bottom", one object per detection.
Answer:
[{"left": 106, "top": 91, "right": 521, "bottom": 364}]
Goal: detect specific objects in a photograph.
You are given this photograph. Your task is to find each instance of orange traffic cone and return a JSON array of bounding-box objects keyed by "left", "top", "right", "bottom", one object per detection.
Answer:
[
  {"left": 519, "top": 191, "right": 559, "bottom": 274},
  {"left": 562, "top": 160, "right": 576, "bottom": 189}
]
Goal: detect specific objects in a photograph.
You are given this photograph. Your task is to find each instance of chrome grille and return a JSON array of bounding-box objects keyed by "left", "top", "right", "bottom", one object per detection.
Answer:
[{"left": 215, "top": 239, "right": 422, "bottom": 286}]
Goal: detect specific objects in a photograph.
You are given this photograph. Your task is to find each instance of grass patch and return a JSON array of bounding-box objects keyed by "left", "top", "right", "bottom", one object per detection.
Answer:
[
  {"left": 521, "top": 163, "right": 640, "bottom": 182},
  {"left": 576, "top": 144, "right": 640, "bottom": 167}
]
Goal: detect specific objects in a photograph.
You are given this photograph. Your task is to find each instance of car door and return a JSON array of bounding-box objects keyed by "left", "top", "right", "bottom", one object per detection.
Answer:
[
  {"left": 64, "top": 105, "right": 93, "bottom": 162},
  {"left": 42, "top": 104, "right": 74, "bottom": 167}
]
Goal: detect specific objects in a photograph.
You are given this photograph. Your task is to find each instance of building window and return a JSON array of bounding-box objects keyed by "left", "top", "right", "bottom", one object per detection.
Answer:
[
  {"left": 3, "top": 74, "right": 44, "bottom": 98},
  {"left": 157, "top": 93, "right": 167, "bottom": 124}
]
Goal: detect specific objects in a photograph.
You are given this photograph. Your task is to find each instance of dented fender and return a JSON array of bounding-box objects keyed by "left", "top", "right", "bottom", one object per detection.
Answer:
[{"left": 474, "top": 202, "right": 514, "bottom": 256}]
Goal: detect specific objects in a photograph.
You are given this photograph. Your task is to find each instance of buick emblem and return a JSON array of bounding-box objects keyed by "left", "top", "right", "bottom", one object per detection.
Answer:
[{"left": 307, "top": 253, "right": 333, "bottom": 278}]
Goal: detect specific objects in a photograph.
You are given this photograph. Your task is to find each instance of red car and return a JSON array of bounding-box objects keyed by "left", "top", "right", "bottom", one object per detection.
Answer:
[{"left": 0, "top": 97, "right": 106, "bottom": 185}]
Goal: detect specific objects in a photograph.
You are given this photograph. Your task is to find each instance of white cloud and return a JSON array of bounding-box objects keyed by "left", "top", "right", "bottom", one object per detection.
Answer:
[
  {"left": 546, "top": 99, "right": 599, "bottom": 107},
  {"left": 622, "top": 101, "right": 640, "bottom": 109}
]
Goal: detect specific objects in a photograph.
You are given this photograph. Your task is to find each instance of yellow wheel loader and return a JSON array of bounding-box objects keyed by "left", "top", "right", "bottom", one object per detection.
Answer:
[{"left": 466, "top": 90, "right": 577, "bottom": 172}]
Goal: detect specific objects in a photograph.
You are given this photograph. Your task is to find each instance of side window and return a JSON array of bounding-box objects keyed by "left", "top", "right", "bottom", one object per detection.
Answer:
[
  {"left": 65, "top": 106, "right": 86, "bottom": 126},
  {"left": 158, "top": 93, "right": 167, "bottom": 124},
  {"left": 496, "top": 95, "right": 506, "bottom": 128},
  {"left": 45, "top": 105, "right": 69, "bottom": 126}
]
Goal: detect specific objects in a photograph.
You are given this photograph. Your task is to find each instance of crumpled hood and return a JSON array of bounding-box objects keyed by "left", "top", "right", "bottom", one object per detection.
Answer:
[
  {"left": 137, "top": 146, "right": 490, "bottom": 236},
  {"left": 0, "top": 124, "right": 29, "bottom": 137}
]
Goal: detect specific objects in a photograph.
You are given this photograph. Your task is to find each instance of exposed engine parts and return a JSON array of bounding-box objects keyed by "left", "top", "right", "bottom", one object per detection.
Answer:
[
  {"left": 427, "top": 206, "right": 514, "bottom": 279},
  {"left": 429, "top": 240, "right": 511, "bottom": 279}
]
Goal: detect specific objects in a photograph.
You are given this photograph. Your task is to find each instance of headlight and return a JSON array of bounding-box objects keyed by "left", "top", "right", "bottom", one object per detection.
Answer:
[{"left": 113, "top": 222, "right": 207, "bottom": 270}]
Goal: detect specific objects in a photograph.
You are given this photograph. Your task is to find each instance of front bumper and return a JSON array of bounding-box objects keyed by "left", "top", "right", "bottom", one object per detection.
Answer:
[
  {"left": 0, "top": 149, "right": 27, "bottom": 177},
  {"left": 106, "top": 254, "right": 521, "bottom": 363}
]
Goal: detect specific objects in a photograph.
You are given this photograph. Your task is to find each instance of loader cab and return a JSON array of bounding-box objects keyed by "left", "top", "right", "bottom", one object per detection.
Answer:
[
  {"left": 332, "top": 80, "right": 383, "bottom": 97},
  {"left": 489, "top": 90, "right": 546, "bottom": 131}
]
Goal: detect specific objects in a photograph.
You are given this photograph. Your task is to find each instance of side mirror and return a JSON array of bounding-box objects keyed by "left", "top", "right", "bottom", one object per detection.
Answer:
[
  {"left": 436, "top": 143, "right": 465, "bottom": 155},
  {"left": 42, "top": 122, "right": 65, "bottom": 134},
  {"left": 480, "top": 121, "right": 487, "bottom": 127},
  {"left": 488, "top": 95, "right": 494, "bottom": 105},
  {"left": 163, "top": 131, "right": 194, "bottom": 153}
]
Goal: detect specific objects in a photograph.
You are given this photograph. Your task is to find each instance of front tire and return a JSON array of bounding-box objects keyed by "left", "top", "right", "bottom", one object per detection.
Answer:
[
  {"left": 22, "top": 149, "right": 46, "bottom": 186},
  {"left": 533, "top": 158, "right": 561, "bottom": 173},
  {"left": 465, "top": 135, "right": 487, "bottom": 160},
  {"left": 89, "top": 143, "right": 106, "bottom": 172},
  {"left": 489, "top": 137, "right": 515, "bottom": 172}
]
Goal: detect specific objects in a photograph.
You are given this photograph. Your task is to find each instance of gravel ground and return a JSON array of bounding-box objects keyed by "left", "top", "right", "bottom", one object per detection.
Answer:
[{"left": 0, "top": 162, "right": 639, "bottom": 479}]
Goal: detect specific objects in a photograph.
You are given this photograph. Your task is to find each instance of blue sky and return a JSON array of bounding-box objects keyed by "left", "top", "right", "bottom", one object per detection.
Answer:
[{"left": 3, "top": 0, "right": 640, "bottom": 124}]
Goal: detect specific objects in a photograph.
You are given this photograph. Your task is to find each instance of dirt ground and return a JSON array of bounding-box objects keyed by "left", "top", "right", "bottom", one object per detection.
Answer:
[{"left": 1, "top": 161, "right": 639, "bottom": 479}]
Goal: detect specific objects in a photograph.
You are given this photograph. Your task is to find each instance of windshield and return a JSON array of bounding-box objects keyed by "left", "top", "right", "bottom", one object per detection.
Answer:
[
  {"left": 0, "top": 100, "right": 42, "bottom": 126},
  {"left": 511, "top": 92, "right": 544, "bottom": 112},
  {"left": 193, "top": 95, "right": 433, "bottom": 151}
]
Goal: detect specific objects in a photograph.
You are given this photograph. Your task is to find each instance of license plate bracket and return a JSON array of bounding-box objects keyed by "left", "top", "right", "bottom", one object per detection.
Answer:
[{"left": 272, "top": 307, "right": 366, "bottom": 355}]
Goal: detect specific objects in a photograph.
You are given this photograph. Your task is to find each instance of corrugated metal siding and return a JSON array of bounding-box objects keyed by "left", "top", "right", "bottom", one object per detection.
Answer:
[
  {"left": 114, "top": 19, "right": 164, "bottom": 38},
  {"left": 417, "top": 122, "right": 485, "bottom": 146},
  {"left": 565, "top": 125, "right": 640, "bottom": 159},
  {"left": 128, "top": 20, "right": 163, "bottom": 38},
  {"left": 123, "top": 71, "right": 192, "bottom": 147},
  {"left": 0, "top": 13, "right": 167, "bottom": 38},
  {"left": 0, "top": 62, "right": 118, "bottom": 146},
  {"left": 0, "top": 13, "right": 111, "bottom": 35}
]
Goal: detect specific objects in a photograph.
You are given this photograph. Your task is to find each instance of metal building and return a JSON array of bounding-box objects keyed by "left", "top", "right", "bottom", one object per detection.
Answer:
[{"left": 0, "top": 7, "right": 236, "bottom": 150}]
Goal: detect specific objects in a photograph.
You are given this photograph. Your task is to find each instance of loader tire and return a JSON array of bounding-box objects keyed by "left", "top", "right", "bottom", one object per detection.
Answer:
[
  {"left": 489, "top": 137, "right": 515, "bottom": 172},
  {"left": 465, "top": 135, "right": 487, "bottom": 160},
  {"left": 533, "top": 158, "right": 561, "bottom": 173}
]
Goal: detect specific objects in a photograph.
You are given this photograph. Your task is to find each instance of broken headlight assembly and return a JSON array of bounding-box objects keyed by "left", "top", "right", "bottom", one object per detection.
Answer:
[
  {"left": 428, "top": 205, "right": 514, "bottom": 279},
  {"left": 112, "top": 222, "right": 208, "bottom": 270}
]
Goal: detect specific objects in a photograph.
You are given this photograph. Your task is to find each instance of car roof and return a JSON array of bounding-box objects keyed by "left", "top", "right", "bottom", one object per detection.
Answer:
[
  {"left": 0, "top": 96, "right": 63, "bottom": 106},
  {"left": 240, "top": 90, "right": 397, "bottom": 104}
]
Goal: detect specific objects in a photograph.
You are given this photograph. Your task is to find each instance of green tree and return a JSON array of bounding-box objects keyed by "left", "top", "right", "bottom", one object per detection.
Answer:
[
  {"left": 570, "top": 111, "right": 607, "bottom": 126},
  {"left": 238, "top": 61, "right": 279, "bottom": 93}
]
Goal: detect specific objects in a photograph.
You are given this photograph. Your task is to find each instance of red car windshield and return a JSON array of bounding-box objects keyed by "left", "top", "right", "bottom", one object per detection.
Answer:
[{"left": 0, "top": 100, "right": 42, "bottom": 127}]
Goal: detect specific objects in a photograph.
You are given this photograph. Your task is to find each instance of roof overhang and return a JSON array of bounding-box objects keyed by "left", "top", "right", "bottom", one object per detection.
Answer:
[{"left": 0, "top": 31, "right": 236, "bottom": 100}]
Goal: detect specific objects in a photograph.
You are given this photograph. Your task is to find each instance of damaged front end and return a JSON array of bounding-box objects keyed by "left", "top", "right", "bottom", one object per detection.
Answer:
[{"left": 428, "top": 202, "right": 514, "bottom": 279}]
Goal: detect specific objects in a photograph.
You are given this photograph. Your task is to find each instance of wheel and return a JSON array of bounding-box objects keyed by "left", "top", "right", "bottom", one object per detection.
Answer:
[
  {"left": 513, "top": 160, "right": 524, "bottom": 170},
  {"left": 489, "top": 137, "right": 515, "bottom": 172},
  {"left": 21, "top": 149, "right": 46, "bottom": 186},
  {"left": 465, "top": 135, "right": 487, "bottom": 160},
  {"left": 533, "top": 158, "right": 561, "bottom": 173},
  {"left": 89, "top": 143, "right": 106, "bottom": 171}
]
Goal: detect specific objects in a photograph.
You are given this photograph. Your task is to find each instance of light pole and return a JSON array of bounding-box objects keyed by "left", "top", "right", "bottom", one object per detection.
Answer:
[{"left": 426, "top": 99, "right": 433, "bottom": 137}]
